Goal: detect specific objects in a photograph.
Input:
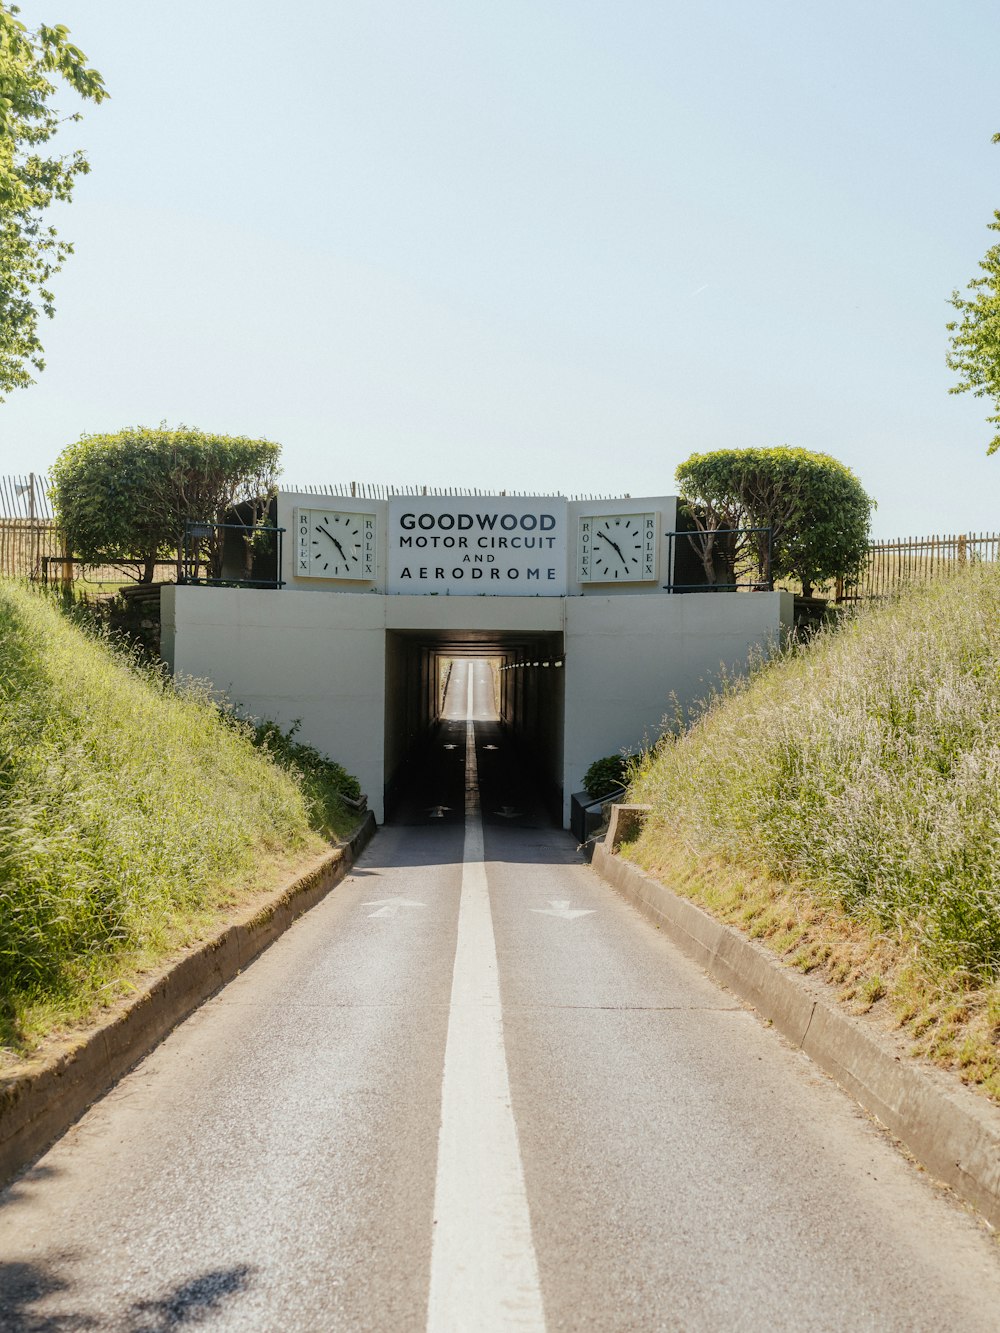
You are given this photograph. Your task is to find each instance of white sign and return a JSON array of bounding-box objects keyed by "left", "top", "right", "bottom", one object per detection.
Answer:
[{"left": 387, "top": 496, "right": 567, "bottom": 595}]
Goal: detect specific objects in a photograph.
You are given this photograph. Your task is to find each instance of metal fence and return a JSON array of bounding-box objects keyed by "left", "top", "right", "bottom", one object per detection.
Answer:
[
  {"left": 287, "top": 481, "right": 628, "bottom": 501},
  {"left": 0, "top": 517, "right": 64, "bottom": 580},
  {"left": 0, "top": 472, "right": 53, "bottom": 520},
  {"left": 0, "top": 474, "right": 59, "bottom": 578}
]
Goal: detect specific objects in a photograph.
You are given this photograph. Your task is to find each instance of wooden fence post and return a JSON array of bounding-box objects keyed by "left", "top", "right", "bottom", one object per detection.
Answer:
[{"left": 61, "top": 532, "right": 74, "bottom": 586}]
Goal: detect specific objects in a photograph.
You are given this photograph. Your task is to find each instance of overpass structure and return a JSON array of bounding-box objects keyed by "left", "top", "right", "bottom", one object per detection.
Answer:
[{"left": 162, "top": 490, "right": 793, "bottom": 824}]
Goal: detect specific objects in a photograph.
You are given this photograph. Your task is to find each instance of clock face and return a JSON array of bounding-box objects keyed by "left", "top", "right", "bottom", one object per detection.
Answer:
[
  {"left": 578, "top": 513, "right": 658, "bottom": 583},
  {"left": 295, "top": 508, "right": 376, "bottom": 580}
]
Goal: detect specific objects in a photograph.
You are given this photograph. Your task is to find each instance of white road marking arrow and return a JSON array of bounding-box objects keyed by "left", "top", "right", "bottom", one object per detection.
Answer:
[
  {"left": 364, "top": 897, "right": 427, "bottom": 919},
  {"left": 531, "top": 900, "right": 596, "bottom": 921}
]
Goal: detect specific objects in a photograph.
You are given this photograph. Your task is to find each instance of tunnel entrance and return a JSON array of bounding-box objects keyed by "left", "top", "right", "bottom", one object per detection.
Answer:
[
  {"left": 383, "top": 630, "right": 565, "bottom": 827},
  {"left": 165, "top": 487, "right": 794, "bottom": 828}
]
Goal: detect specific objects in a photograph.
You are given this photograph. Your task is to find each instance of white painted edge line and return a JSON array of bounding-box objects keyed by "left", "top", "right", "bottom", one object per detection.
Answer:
[{"left": 426, "top": 665, "right": 546, "bottom": 1332}]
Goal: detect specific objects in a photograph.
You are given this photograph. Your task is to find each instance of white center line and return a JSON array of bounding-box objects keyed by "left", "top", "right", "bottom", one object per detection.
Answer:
[{"left": 426, "top": 666, "right": 545, "bottom": 1332}]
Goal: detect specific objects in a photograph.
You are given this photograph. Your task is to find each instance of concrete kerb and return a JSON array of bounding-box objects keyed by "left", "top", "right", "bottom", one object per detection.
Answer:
[
  {"left": 593, "top": 805, "right": 1000, "bottom": 1231},
  {"left": 0, "top": 811, "right": 377, "bottom": 1191}
]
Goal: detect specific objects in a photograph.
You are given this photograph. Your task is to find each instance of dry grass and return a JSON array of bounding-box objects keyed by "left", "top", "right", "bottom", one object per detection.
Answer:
[
  {"left": 626, "top": 563, "right": 1000, "bottom": 1101},
  {"left": 621, "top": 832, "right": 1000, "bottom": 1102}
]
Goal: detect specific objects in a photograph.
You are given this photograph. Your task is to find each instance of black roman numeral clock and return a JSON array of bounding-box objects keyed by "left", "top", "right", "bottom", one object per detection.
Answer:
[
  {"left": 577, "top": 513, "right": 659, "bottom": 583},
  {"left": 295, "top": 508, "right": 377, "bottom": 580}
]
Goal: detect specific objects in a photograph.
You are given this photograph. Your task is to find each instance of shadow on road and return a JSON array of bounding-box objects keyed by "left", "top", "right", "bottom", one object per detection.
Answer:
[{"left": 0, "top": 1260, "right": 255, "bottom": 1332}]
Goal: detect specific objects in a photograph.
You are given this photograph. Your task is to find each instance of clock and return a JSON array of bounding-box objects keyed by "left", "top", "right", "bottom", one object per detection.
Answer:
[
  {"left": 578, "top": 513, "right": 658, "bottom": 583},
  {"left": 295, "top": 508, "right": 376, "bottom": 580}
]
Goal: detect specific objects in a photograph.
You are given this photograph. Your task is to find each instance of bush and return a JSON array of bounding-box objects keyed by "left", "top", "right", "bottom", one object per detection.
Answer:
[
  {"left": 238, "top": 717, "right": 362, "bottom": 839},
  {"left": 583, "top": 753, "right": 633, "bottom": 799},
  {"left": 50, "top": 426, "right": 280, "bottom": 581}
]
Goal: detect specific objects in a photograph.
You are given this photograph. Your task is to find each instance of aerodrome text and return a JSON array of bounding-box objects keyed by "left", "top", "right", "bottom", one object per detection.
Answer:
[{"left": 396, "top": 564, "right": 558, "bottom": 581}]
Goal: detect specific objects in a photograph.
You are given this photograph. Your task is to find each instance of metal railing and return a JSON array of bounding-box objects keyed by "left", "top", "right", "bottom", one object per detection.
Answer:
[
  {"left": 570, "top": 785, "right": 628, "bottom": 847},
  {"left": 662, "top": 527, "right": 773, "bottom": 592},
  {"left": 41, "top": 555, "right": 178, "bottom": 586},
  {"left": 178, "top": 522, "right": 285, "bottom": 589}
]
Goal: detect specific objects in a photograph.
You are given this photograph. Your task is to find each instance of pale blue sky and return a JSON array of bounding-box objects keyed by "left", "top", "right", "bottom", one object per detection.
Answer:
[{"left": 1, "top": 0, "right": 998, "bottom": 536}]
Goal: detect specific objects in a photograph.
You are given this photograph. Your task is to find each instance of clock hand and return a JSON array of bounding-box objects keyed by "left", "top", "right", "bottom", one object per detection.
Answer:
[
  {"left": 317, "top": 525, "right": 350, "bottom": 561},
  {"left": 596, "top": 531, "right": 630, "bottom": 566}
]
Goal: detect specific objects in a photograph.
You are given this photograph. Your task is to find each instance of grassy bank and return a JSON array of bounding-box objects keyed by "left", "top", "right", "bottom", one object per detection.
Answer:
[
  {"left": 0, "top": 582, "right": 358, "bottom": 1058},
  {"left": 627, "top": 564, "right": 1000, "bottom": 1100}
]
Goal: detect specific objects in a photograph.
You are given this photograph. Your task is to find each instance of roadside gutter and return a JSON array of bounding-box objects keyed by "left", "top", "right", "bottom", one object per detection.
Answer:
[
  {"left": 0, "top": 813, "right": 376, "bottom": 1190},
  {"left": 592, "top": 805, "right": 1000, "bottom": 1232}
]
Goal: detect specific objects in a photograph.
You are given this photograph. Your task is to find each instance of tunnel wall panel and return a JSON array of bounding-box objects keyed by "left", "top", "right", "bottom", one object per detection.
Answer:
[
  {"left": 384, "top": 635, "right": 437, "bottom": 815},
  {"left": 163, "top": 586, "right": 388, "bottom": 820},
  {"left": 562, "top": 592, "right": 794, "bottom": 824}
]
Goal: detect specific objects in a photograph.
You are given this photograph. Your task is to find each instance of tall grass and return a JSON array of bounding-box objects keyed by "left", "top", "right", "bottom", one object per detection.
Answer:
[
  {"left": 0, "top": 582, "right": 352, "bottom": 1043},
  {"left": 629, "top": 564, "right": 1000, "bottom": 980}
]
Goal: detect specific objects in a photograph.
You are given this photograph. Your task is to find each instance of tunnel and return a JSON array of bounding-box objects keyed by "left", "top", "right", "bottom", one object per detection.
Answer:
[{"left": 383, "top": 628, "right": 565, "bottom": 825}]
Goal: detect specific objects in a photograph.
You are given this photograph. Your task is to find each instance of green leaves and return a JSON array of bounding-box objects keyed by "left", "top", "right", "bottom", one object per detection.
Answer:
[
  {"left": 583, "top": 752, "right": 633, "bottom": 799},
  {"left": 0, "top": 582, "right": 347, "bottom": 1027},
  {"left": 947, "top": 208, "right": 1000, "bottom": 457},
  {"left": 0, "top": 3, "right": 106, "bottom": 396}
]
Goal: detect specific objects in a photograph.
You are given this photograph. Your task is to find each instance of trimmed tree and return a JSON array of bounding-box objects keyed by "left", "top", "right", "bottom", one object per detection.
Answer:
[
  {"left": 50, "top": 427, "right": 281, "bottom": 581},
  {"left": 675, "top": 447, "right": 874, "bottom": 597}
]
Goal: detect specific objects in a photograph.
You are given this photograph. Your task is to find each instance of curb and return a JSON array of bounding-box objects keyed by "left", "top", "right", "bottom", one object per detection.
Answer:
[
  {"left": 0, "top": 812, "right": 376, "bottom": 1190},
  {"left": 592, "top": 821, "right": 1000, "bottom": 1231}
]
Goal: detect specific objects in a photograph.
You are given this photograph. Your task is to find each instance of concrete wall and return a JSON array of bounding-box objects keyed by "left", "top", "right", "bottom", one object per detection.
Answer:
[
  {"left": 561, "top": 592, "right": 794, "bottom": 822},
  {"left": 162, "top": 586, "right": 794, "bottom": 827},
  {"left": 162, "top": 586, "right": 388, "bottom": 816}
]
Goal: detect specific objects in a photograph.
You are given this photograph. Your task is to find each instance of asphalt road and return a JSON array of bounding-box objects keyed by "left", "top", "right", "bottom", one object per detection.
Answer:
[{"left": 2, "top": 659, "right": 1000, "bottom": 1331}]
